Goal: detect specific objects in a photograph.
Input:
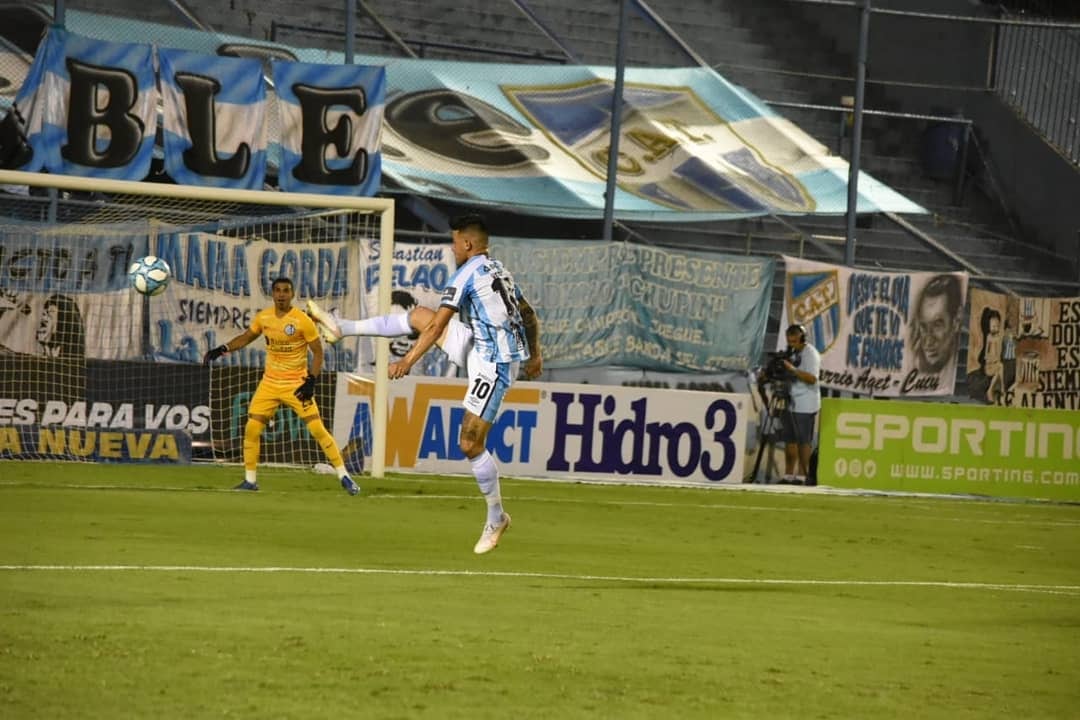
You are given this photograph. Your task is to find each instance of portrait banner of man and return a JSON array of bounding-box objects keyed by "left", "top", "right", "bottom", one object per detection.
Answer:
[{"left": 779, "top": 257, "right": 967, "bottom": 397}]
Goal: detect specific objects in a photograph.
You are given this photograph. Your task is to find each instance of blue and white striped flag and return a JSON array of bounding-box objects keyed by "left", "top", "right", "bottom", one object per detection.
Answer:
[
  {"left": 159, "top": 48, "right": 267, "bottom": 190},
  {"left": 14, "top": 28, "right": 156, "bottom": 179},
  {"left": 272, "top": 60, "right": 384, "bottom": 196}
]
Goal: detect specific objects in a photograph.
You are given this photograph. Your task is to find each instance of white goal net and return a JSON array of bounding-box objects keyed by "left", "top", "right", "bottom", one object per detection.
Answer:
[{"left": 0, "top": 169, "right": 394, "bottom": 477}]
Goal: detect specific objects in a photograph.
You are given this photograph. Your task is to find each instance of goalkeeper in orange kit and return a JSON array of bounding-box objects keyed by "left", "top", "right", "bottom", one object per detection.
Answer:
[{"left": 203, "top": 276, "right": 359, "bottom": 495}]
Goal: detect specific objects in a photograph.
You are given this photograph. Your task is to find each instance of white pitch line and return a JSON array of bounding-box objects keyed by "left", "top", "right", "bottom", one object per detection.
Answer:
[{"left": 2, "top": 564, "right": 1078, "bottom": 596}]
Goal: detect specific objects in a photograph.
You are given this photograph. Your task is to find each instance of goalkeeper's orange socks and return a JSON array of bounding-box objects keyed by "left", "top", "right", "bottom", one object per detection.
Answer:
[{"left": 308, "top": 418, "right": 345, "bottom": 468}]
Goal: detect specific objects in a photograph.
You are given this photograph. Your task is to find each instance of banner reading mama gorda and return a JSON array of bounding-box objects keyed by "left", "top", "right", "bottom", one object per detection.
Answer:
[
  {"left": 779, "top": 256, "right": 968, "bottom": 397},
  {"left": 148, "top": 231, "right": 363, "bottom": 372}
]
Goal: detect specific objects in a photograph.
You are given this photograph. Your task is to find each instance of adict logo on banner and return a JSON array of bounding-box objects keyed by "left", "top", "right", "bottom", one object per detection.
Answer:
[{"left": 333, "top": 376, "right": 749, "bottom": 484}]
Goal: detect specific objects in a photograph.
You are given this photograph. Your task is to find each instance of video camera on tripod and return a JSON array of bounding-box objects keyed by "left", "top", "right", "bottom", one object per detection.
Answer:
[{"left": 758, "top": 347, "right": 801, "bottom": 403}]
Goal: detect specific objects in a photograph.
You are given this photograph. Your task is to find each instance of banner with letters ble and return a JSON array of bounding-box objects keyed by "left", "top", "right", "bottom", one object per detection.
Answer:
[
  {"left": 778, "top": 256, "right": 968, "bottom": 397},
  {"left": 14, "top": 28, "right": 384, "bottom": 195},
  {"left": 332, "top": 375, "right": 751, "bottom": 485},
  {"left": 966, "top": 288, "right": 1080, "bottom": 410}
]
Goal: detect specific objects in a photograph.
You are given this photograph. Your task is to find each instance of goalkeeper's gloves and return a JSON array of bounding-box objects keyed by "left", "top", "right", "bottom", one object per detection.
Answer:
[
  {"left": 203, "top": 345, "right": 228, "bottom": 365},
  {"left": 295, "top": 374, "right": 318, "bottom": 402}
]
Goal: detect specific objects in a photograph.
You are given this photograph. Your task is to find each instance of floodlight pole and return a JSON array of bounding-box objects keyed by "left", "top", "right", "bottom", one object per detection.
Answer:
[
  {"left": 602, "top": 0, "right": 630, "bottom": 241},
  {"left": 844, "top": 0, "right": 871, "bottom": 266}
]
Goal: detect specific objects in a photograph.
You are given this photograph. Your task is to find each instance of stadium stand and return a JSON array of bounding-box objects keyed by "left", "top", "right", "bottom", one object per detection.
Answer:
[{"left": 2, "top": 0, "right": 1077, "bottom": 397}]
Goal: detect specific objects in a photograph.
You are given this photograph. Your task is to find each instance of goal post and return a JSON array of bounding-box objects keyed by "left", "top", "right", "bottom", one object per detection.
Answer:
[{"left": 0, "top": 168, "right": 394, "bottom": 478}]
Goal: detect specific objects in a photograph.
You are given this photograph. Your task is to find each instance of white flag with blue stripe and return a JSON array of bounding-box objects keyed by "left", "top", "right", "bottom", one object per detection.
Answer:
[
  {"left": 272, "top": 60, "right": 384, "bottom": 196},
  {"left": 159, "top": 48, "right": 267, "bottom": 190},
  {"left": 14, "top": 28, "right": 156, "bottom": 179}
]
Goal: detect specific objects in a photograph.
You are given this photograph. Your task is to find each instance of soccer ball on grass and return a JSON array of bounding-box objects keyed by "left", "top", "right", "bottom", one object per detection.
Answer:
[{"left": 128, "top": 256, "right": 172, "bottom": 296}]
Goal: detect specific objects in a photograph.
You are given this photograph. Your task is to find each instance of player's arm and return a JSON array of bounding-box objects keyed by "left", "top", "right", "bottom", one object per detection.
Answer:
[
  {"left": 519, "top": 296, "right": 543, "bottom": 380},
  {"left": 294, "top": 334, "right": 324, "bottom": 401},
  {"left": 203, "top": 328, "right": 259, "bottom": 364},
  {"left": 389, "top": 305, "right": 454, "bottom": 380}
]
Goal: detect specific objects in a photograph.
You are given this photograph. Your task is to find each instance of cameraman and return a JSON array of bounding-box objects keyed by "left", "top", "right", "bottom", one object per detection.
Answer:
[{"left": 775, "top": 323, "right": 821, "bottom": 485}]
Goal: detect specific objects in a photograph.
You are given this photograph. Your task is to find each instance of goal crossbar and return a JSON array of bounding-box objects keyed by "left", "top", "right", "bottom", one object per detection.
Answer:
[{"left": 0, "top": 168, "right": 396, "bottom": 478}]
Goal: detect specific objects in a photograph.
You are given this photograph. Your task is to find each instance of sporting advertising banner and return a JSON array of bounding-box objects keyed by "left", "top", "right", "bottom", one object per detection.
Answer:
[
  {"left": 332, "top": 375, "right": 751, "bottom": 485},
  {"left": 819, "top": 397, "right": 1080, "bottom": 500},
  {"left": 966, "top": 288, "right": 1080, "bottom": 410},
  {"left": 778, "top": 256, "right": 968, "bottom": 397}
]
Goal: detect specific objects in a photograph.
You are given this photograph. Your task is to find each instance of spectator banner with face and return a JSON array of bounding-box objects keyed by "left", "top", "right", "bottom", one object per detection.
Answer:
[
  {"left": 778, "top": 256, "right": 967, "bottom": 397},
  {"left": 967, "top": 288, "right": 1080, "bottom": 410}
]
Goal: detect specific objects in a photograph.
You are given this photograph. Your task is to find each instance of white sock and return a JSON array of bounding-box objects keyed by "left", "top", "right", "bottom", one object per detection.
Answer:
[
  {"left": 335, "top": 466, "right": 347, "bottom": 480},
  {"left": 470, "top": 451, "right": 504, "bottom": 525},
  {"left": 339, "top": 313, "right": 412, "bottom": 338},
  {"left": 245, "top": 469, "right": 257, "bottom": 484}
]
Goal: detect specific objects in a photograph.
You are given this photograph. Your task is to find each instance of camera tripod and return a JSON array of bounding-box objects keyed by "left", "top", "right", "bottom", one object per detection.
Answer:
[{"left": 748, "top": 380, "right": 802, "bottom": 484}]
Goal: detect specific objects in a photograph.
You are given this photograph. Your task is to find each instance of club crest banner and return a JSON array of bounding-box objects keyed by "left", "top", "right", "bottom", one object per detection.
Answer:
[
  {"left": 966, "top": 288, "right": 1080, "bottom": 410},
  {"left": 778, "top": 256, "right": 968, "bottom": 397},
  {"left": 5, "top": 11, "right": 919, "bottom": 215}
]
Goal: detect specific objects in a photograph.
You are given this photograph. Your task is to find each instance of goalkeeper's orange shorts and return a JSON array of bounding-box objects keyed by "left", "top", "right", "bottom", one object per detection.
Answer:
[{"left": 248, "top": 377, "right": 319, "bottom": 420}]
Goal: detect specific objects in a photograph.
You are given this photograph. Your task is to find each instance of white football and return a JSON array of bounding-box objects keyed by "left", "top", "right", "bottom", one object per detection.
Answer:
[{"left": 128, "top": 255, "right": 172, "bottom": 297}]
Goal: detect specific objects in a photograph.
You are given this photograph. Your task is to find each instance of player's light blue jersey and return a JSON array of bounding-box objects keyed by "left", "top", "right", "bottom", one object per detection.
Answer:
[{"left": 441, "top": 254, "right": 530, "bottom": 363}]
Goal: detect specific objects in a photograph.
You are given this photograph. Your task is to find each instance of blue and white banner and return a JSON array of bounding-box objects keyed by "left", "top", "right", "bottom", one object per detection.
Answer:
[
  {"left": 497, "top": 240, "right": 774, "bottom": 372},
  {"left": 12, "top": 28, "right": 384, "bottom": 194},
  {"left": 273, "top": 61, "right": 385, "bottom": 196},
  {"left": 778, "top": 256, "right": 968, "bottom": 397},
  {"left": 159, "top": 49, "right": 267, "bottom": 190},
  {"left": 6, "top": 11, "right": 921, "bottom": 214},
  {"left": 15, "top": 28, "right": 157, "bottom": 180}
]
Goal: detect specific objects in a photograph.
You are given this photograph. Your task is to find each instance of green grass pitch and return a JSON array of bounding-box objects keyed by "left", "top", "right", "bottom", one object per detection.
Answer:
[{"left": 1, "top": 461, "right": 1078, "bottom": 719}]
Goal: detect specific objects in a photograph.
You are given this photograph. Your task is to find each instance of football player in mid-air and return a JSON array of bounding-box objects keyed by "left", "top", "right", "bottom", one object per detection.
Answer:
[
  {"left": 309, "top": 213, "right": 542, "bottom": 554},
  {"left": 203, "top": 276, "right": 360, "bottom": 496}
]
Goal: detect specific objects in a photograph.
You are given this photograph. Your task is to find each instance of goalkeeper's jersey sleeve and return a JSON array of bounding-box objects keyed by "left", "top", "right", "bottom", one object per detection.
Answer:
[{"left": 249, "top": 306, "right": 317, "bottom": 384}]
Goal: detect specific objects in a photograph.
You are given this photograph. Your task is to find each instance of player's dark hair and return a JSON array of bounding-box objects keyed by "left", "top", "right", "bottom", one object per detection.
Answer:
[
  {"left": 272, "top": 277, "right": 293, "bottom": 290},
  {"left": 449, "top": 212, "right": 488, "bottom": 234}
]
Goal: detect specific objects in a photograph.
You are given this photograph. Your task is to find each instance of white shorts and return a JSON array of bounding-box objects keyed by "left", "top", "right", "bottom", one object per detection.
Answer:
[
  {"left": 463, "top": 349, "right": 518, "bottom": 424},
  {"left": 438, "top": 317, "right": 473, "bottom": 369}
]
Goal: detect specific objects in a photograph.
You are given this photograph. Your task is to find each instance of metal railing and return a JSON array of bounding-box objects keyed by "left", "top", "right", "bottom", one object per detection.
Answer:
[{"left": 993, "top": 11, "right": 1080, "bottom": 165}]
